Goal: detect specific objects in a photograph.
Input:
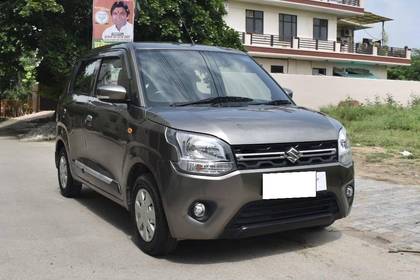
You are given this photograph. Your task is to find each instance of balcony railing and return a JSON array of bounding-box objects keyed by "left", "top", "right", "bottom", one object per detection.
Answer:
[
  {"left": 317, "top": 0, "right": 360, "bottom": 7},
  {"left": 298, "top": 37, "right": 336, "bottom": 51},
  {"left": 247, "top": 33, "right": 293, "bottom": 48},
  {"left": 341, "top": 44, "right": 408, "bottom": 58},
  {"left": 240, "top": 32, "right": 411, "bottom": 60},
  {"left": 377, "top": 46, "right": 408, "bottom": 58},
  {"left": 341, "top": 43, "right": 373, "bottom": 55}
]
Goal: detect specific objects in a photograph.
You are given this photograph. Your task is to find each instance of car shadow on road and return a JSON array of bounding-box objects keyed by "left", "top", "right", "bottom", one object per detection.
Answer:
[
  {"left": 75, "top": 187, "right": 342, "bottom": 264},
  {"left": 167, "top": 228, "right": 342, "bottom": 264},
  {"left": 75, "top": 187, "right": 134, "bottom": 236}
]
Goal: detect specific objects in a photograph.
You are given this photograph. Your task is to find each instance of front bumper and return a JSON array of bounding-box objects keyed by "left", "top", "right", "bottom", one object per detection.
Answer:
[{"left": 158, "top": 162, "right": 354, "bottom": 240}]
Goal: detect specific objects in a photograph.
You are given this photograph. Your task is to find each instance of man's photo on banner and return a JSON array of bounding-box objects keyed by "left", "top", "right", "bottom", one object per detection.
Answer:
[
  {"left": 102, "top": 1, "right": 133, "bottom": 41},
  {"left": 92, "top": 0, "right": 135, "bottom": 48}
]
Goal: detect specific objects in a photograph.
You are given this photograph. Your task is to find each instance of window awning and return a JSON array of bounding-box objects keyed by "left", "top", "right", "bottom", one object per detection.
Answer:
[
  {"left": 341, "top": 12, "right": 393, "bottom": 26},
  {"left": 338, "top": 19, "right": 370, "bottom": 30}
]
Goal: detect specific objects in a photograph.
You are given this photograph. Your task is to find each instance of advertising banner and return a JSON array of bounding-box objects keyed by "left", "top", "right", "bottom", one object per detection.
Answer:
[{"left": 92, "top": 0, "right": 135, "bottom": 48}]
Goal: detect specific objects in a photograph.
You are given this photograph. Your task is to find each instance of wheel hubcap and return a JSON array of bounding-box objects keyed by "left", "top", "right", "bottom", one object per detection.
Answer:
[
  {"left": 59, "top": 155, "right": 68, "bottom": 188},
  {"left": 134, "top": 188, "right": 156, "bottom": 242}
]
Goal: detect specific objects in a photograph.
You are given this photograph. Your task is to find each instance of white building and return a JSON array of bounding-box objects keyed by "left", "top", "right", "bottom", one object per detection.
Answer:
[{"left": 224, "top": 0, "right": 411, "bottom": 79}]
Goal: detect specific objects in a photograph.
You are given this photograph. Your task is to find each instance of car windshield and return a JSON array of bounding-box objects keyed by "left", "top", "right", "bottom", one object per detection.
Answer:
[{"left": 136, "top": 49, "right": 290, "bottom": 107}]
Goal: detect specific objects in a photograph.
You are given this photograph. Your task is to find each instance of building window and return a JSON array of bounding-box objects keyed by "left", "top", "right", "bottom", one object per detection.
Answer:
[
  {"left": 246, "top": 10, "right": 263, "bottom": 34},
  {"left": 279, "top": 14, "right": 297, "bottom": 42},
  {"left": 271, "top": 65, "right": 285, "bottom": 73},
  {"left": 313, "top": 18, "right": 328, "bottom": 41},
  {"left": 333, "top": 67, "right": 376, "bottom": 78},
  {"left": 312, "top": 68, "right": 327, "bottom": 76}
]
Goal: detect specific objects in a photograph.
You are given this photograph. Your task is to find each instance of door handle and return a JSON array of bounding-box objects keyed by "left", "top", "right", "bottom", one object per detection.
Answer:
[{"left": 84, "top": 114, "right": 93, "bottom": 126}]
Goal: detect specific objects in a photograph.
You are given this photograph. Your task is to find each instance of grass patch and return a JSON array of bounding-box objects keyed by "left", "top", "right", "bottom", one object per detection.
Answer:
[
  {"left": 0, "top": 117, "right": 7, "bottom": 123},
  {"left": 321, "top": 98, "right": 420, "bottom": 159}
]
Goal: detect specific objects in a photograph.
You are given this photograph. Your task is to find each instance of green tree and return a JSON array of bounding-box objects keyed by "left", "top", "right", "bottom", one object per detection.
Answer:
[
  {"left": 136, "top": 0, "right": 243, "bottom": 50},
  {"left": 388, "top": 49, "right": 420, "bottom": 81},
  {"left": 36, "top": 0, "right": 93, "bottom": 99},
  {"left": 0, "top": 0, "right": 243, "bottom": 102},
  {"left": 0, "top": 0, "right": 65, "bottom": 100}
]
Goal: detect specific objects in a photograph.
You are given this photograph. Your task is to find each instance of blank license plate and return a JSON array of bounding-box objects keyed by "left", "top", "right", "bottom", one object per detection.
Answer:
[{"left": 263, "top": 172, "right": 327, "bottom": 200}]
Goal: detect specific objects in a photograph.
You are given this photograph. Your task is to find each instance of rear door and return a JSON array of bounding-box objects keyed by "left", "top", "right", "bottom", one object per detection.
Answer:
[
  {"left": 82, "top": 53, "right": 132, "bottom": 198},
  {"left": 64, "top": 59, "right": 101, "bottom": 181}
]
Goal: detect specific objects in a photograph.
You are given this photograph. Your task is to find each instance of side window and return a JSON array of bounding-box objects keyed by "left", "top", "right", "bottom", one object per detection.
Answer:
[
  {"left": 312, "top": 68, "right": 327, "bottom": 76},
  {"left": 246, "top": 10, "right": 264, "bottom": 34},
  {"left": 279, "top": 14, "right": 297, "bottom": 42},
  {"left": 73, "top": 59, "right": 101, "bottom": 95},
  {"left": 271, "top": 65, "right": 285, "bottom": 74},
  {"left": 313, "top": 18, "right": 328, "bottom": 41},
  {"left": 96, "top": 57, "right": 129, "bottom": 92}
]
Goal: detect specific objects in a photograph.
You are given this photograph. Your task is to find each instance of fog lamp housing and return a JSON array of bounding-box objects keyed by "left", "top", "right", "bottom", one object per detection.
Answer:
[
  {"left": 345, "top": 185, "right": 354, "bottom": 198},
  {"left": 193, "top": 202, "right": 206, "bottom": 218}
]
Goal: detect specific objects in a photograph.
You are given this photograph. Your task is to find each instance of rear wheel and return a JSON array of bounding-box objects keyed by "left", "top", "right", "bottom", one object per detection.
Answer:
[
  {"left": 131, "top": 174, "right": 177, "bottom": 256},
  {"left": 57, "top": 148, "right": 82, "bottom": 198}
]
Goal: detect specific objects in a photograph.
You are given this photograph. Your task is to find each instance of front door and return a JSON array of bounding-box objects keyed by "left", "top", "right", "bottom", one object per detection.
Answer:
[
  {"left": 65, "top": 59, "right": 101, "bottom": 181},
  {"left": 83, "top": 54, "right": 131, "bottom": 198}
]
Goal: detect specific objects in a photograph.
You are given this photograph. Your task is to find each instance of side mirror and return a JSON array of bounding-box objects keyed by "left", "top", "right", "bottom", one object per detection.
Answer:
[
  {"left": 284, "top": 88, "right": 294, "bottom": 99},
  {"left": 97, "top": 85, "right": 127, "bottom": 102}
]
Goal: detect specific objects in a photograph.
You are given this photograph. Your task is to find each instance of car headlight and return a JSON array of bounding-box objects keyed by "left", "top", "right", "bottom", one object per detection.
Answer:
[
  {"left": 165, "top": 128, "right": 236, "bottom": 175},
  {"left": 338, "top": 127, "right": 352, "bottom": 165}
]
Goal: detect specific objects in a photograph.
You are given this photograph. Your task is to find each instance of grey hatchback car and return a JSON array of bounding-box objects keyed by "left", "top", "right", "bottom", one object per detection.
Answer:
[{"left": 55, "top": 43, "right": 354, "bottom": 256}]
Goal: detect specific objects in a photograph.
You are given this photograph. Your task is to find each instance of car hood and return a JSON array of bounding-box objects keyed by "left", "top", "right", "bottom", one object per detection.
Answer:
[{"left": 147, "top": 105, "right": 341, "bottom": 145}]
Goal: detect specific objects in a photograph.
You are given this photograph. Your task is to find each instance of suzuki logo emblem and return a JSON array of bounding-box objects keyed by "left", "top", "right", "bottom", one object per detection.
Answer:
[{"left": 285, "top": 147, "right": 302, "bottom": 163}]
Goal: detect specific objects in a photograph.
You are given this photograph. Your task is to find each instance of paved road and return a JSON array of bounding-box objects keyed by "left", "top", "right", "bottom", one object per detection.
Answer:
[
  {"left": 336, "top": 179, "right": 420, "bottom": 253},
  {"left": 1, "top": 137, "right": 419, "bottom": 280}
]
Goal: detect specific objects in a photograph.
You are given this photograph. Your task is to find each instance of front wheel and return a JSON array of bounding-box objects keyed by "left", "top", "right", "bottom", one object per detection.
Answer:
[
  {"left": 131, "top": 175, "right": 177, "bottom": 256},
  {"left": 57, "top": 148, "right": 82, "bottom": 198}
]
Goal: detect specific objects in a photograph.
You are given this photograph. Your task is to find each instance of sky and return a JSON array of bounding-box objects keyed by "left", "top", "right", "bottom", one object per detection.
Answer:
[{"left": 354, "top": 0, "right": 420, "bottom": 49}]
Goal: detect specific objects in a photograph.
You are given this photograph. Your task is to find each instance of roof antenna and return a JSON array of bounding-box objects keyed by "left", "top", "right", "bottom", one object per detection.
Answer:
[{"left": 179, "top": 16, "right": 195, "bottom": 45}]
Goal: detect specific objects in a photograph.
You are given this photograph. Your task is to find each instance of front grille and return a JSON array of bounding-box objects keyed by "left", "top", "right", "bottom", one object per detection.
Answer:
[
  {"left": 226, "top": 192, "right": 339, "bottom": 231},
  {"left": 233, "top": 141, "right": 338, "bottom": 170}
]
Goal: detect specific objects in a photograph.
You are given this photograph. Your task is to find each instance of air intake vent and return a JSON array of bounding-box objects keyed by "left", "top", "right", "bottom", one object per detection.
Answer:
[{"left": 226, "top": 192, "right": 339, "bottom": 231}]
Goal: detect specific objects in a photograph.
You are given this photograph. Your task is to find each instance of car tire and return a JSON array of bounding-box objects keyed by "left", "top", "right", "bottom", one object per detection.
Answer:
[
  {"left": 131, "top": 174, "right": 177, "bottom": 256},
  {"left": 57, "top": 148, "right": 82, "bottom": 198}
]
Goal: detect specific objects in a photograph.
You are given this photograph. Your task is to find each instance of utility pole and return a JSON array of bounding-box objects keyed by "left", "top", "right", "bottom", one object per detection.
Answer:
[{"left": 381, "top": 21, "right": 385, "bottom": 46}]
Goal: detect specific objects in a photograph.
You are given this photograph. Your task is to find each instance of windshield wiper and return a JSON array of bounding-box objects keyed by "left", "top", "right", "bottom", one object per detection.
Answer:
[
  {"left": 171, "top": 96, "right": 254, "bottom": 107},
  {"left": 252, "top": 99, "right": 292, "bottom": 106}
]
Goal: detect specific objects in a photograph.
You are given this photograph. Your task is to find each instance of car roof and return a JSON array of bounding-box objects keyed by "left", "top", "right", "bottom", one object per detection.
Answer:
[{"left": 83, "top": 42, "right": 244, "bottom": 59}]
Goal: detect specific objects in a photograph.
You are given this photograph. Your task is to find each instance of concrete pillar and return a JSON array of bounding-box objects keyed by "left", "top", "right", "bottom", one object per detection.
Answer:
[
  {"left": 31, "top": 83, "right": 40, "bottom": 113},
  {"left": 293, "top": 38, "right": 299, "bottom": 49},
  {"left": 335, "top": 42, "right": 341, "bottom": 53},
  {"left": 372, "top": 46, "right": 378, "bottom": 56},
  {"left": 244, "top": 33, "right": 252, "bottom": 45},
  {"left": 406, "top": 48, "right": 412, "bottom": 59}
]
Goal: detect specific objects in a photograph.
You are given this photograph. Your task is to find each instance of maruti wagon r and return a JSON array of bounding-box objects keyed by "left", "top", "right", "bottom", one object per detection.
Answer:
[{"left": 55, "top": 43, "right": 354, "bottom": 256}]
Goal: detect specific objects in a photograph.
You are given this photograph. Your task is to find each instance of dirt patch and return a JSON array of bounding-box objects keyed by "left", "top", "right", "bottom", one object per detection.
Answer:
[
  {"left": 19, "top": 122, "right": 56, "bottom": 141},
  {"left": 353, "top": 146, "right": 420, "bottom": 185},
  {"left": 0, "top": 111, "right": 55, "bottom": 140}
]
